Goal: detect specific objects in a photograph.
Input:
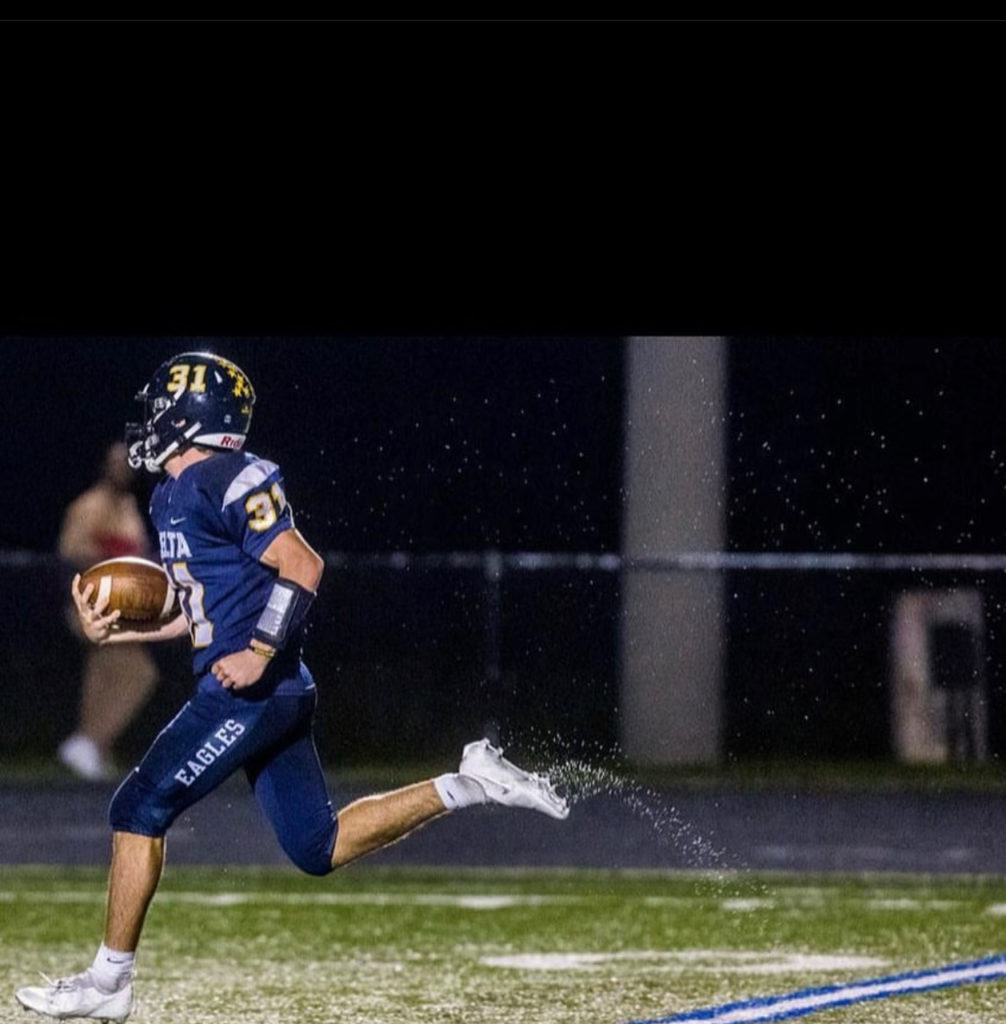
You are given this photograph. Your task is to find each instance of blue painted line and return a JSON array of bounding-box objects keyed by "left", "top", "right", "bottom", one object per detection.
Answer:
[{"left": 618, "top": 952, "right": 1006, "bottom": 1024}]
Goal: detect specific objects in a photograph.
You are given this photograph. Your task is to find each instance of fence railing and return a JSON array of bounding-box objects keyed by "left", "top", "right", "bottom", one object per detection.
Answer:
[{"left": 2, "top": 549, "right": 1004, "bottom": 766}]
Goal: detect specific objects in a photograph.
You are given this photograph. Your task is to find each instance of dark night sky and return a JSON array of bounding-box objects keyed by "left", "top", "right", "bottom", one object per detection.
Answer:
[
  {"left": 1, "top": 336, "right": 626, "bottom": 554},
  {"left": 727, "top": 337, "right": 1006, "bottom": 554},
  {"left": 6, "top": 335, "right": 1006, "bottom": 558}
]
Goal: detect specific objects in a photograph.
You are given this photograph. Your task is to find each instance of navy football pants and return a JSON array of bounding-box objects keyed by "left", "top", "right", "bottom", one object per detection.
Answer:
[{"left": 109, "top": 671, "right": 338, "bottom": 876}]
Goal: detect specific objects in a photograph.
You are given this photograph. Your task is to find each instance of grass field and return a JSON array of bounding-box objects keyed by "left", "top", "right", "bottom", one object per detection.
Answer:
[{"left": 4, "top": 864, "right": 1006, "bottom": 1023}]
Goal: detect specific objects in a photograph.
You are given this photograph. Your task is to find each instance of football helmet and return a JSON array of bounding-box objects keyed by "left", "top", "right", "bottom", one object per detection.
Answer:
[{"left": 125, "top": 352, "right": 256, "bottom": 472}]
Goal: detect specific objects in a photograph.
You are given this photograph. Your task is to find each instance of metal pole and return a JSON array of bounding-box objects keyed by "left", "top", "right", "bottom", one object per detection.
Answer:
[{"left": 482, "top": 549, "right": 503, "bottom": 746}]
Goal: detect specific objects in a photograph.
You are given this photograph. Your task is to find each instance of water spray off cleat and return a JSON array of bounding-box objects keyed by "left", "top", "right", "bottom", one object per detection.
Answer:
[{"left": 459, "top": 739, "right": 570, "bottom": 819}]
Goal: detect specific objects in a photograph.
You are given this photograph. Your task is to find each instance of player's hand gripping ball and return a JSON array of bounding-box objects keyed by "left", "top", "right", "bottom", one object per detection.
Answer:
[{"left": 78, "top": 556, "right": 179, "bottom": 623}]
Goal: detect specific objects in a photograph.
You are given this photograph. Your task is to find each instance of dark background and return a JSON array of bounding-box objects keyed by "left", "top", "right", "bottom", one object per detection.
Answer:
[
  {"left": 4, "top": 335, "right": 1006, "bottom": 765},
  {"left": 7, "top": 336, "right": 1005, "bottom": 558},
  {"left": 0, "top": 336, "right": 625, "bottom": 555},
  {"left": 725, "top": 337, "right": 1006, "bottom": 760}
]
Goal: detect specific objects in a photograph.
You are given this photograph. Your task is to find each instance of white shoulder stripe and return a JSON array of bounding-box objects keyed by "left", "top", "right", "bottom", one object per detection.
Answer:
[{"left": 221, "top": 459, "right": 279, "bottom": 509}]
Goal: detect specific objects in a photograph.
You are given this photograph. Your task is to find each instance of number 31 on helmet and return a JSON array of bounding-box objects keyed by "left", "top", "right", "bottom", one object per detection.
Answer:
[{"left": 125, "top": 352, "right": 256, "bottom": 474}]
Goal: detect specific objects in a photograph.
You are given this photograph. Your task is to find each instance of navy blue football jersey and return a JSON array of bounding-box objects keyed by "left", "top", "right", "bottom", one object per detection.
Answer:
[{"left": 150, "top": 451, "right": 306, "bottom": 680}]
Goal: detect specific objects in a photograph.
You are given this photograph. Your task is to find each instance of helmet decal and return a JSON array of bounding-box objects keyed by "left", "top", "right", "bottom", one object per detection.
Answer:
[
  {"left": 218, "top": 358, "right": 253, "bottom": 400},
  {"left": 126, "top": 352, "right": 256, "bottom": 473}
]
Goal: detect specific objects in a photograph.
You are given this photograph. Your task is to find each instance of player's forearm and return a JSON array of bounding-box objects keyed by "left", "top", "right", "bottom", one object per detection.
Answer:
[
  {"left": 102, "top": 612, "right": 189, "bottom": 645},
  {"left": 250, "top": 529, "right": 324, "bottom": 656}
]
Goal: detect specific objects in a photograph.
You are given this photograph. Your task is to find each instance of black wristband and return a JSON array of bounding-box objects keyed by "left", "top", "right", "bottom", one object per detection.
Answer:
[{"left": 252, "top": 577, "right": 316, "bottom": 650}]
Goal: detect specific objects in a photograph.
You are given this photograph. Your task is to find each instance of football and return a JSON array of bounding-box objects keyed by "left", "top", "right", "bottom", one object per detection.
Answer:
[{"left": 78, "top": 556, "right": 179, "bottom": 623}]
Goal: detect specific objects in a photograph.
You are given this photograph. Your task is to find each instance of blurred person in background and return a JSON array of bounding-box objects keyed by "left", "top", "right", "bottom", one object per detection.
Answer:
[{"left": 56, "top": 441, "right": 160, "bottom": 781}]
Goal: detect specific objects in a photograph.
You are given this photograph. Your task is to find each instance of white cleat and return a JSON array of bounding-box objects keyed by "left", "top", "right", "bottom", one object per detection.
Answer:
[
  {"left": 459, "top": 739, "right": 570, "bottom": 819},
  {"left": 15, "top": 970, "right": 132, "bottom": 1022}
]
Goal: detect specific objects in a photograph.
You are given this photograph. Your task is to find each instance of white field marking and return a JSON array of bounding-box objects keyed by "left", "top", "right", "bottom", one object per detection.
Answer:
[
  {"left": 720, "top": 898, "right": 776, "bottom": 912},
  {"left": 479, "top": 951, "right": 886, "bottom": 975},
  {"left": 0, "top": 888, "right": 971, "bottom": 913},
  {"left": 985, "top": 903, "right": 1006, "bottom": 916},
  {"left": 865, "top": 898, "right": 961, "bottom": 911},
  {"left": 621, "top": 952, "right": 1006, "bottom": 1024},
  {"left": 647, "top": 891, "right": 830, "bottom": 912},
  {"left": 645, "top": 890, "right": 831, "bottom": 909},
  {"left": 0, "top": 890, "right": 574, "bottom": 909}
]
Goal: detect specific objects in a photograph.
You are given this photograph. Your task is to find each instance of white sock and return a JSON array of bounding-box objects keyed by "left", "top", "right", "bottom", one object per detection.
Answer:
[
  {"left": 433, "top": 772, "right": 487, "bottom": 811},
  {"left": 90, "top": 943, "right": 134, "bottom": 993}
]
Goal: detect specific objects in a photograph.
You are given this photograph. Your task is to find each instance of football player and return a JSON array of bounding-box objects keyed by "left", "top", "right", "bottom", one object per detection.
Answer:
[{"left": 16, "top": 351, "right": 569, "bottom": 1023}]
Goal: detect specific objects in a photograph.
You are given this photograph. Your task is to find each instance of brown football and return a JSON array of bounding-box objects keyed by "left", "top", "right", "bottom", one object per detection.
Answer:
[{"left": 78, "top": 556, "right": 179, "bottom": 623}]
